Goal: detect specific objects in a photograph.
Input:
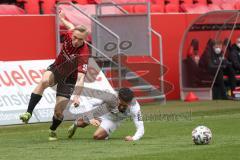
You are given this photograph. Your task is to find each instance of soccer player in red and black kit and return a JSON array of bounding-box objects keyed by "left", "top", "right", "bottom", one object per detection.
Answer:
[{"left": 19, "top": 11, "right": 90, "bottom": 141}]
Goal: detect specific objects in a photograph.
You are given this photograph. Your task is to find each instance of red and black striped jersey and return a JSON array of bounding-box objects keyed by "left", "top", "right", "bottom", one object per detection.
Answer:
[{"left": 53, "top": 32, "right": 90, "bottom": 78}]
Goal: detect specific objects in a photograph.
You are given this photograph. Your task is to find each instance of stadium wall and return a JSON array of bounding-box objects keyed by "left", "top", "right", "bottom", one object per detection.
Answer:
[
  {"left": 151, "top": 14, "right": 199, "bottom": 99},
  {"left": 0, "top": 15, "right": 56, "bottom": 60},
  {"left": 0, "top": 14, "right": 200, "bottom": 100}
]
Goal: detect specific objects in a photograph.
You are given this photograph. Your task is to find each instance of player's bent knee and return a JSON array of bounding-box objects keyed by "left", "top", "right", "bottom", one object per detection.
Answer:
[{"left": 54, "top": 111, "right": 63, "bottom": 119}]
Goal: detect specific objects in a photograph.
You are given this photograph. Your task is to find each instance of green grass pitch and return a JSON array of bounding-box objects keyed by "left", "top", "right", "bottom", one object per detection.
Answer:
[{"left": 0, "top": 100, "right": 240, "bottom": 160}]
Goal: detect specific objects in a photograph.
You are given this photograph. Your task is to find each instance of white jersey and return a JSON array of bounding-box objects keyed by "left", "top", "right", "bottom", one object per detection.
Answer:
[
  {"left": 101, "top": 99, "right": 141, "bottom": 121},
  {"left": 82, "top": 96, "right": 144, "bottom": 141},
  {"left": 101, "top": 99, "right": 144, "bottom": 140}
]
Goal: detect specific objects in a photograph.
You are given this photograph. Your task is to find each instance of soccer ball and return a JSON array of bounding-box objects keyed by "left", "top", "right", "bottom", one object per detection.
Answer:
[{"left": 192, "top": 125, "right": 212, "bottom": 145}]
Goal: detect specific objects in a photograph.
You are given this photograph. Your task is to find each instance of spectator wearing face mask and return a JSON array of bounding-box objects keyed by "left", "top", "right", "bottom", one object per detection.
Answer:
[
  {"left": 228, "top": 37, "right": 240, "bottom": 74},
  {"left": 199, "top": 40, "right": 236, "bottom": 99}
]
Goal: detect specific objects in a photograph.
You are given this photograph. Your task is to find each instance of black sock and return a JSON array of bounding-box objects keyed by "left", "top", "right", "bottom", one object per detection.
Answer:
[
  {"left": 50, "top": 116, "right": 63, "bottom": 131},
  {"left": 27, "top": 93, "right": 42, "bottom": 114}
]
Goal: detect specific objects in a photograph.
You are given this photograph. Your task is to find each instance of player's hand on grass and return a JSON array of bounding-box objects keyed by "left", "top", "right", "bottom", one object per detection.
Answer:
[
  {"left": 73, "top": 96, "right": 80, "bottom": 107},
  {"left": 90, "top": 119, "right": 100, "bottom": 127},
  {"left": 124, "top": 136, "right": 133, "bottom": 141}
]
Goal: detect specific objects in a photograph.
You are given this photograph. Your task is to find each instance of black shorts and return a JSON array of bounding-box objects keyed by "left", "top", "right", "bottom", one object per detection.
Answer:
[{"left": 47, "top": 64, "right": 77, "bottom": 99}]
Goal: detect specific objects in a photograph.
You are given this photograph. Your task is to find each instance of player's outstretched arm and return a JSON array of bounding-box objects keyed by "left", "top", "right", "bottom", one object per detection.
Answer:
[
  {"left": 131, "top": 116, "right": 144, "bottom": 141},
  {"left": 72, "top": 73, "right": 85, "bottom": 107},
  {"left": 59, "top": 10, "right": 75, "bottom": 30},
  {"left": 125, "top": 102, "right": 144, "bottom": 141},
  {"left": 125, "top": 118, "right": 144, "bottom": 141}
]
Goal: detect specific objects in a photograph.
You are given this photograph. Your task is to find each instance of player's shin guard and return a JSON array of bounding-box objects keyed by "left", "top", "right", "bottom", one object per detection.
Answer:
[
  {"left": 27, "top": 93, "right": 42, "bottom": 114},
  {"left": 50, "top": 116, "right": 63, "bottom": 131}
]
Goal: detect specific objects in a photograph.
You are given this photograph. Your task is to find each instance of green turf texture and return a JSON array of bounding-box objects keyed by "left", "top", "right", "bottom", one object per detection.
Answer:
[{"left": 0, "top": 100, "right": 240, "bottom": 160}]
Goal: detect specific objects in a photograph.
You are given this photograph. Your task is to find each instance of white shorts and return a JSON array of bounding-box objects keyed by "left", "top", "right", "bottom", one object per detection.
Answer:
[{"left": 100, "top": 118, "right": 120, "bottom": 135}]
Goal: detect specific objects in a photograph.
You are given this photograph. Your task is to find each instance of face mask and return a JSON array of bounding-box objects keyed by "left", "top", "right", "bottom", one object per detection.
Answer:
[
  {"left": 194, "top": 55, "right": 200, "bottom": 62},
  {"left": 237, "top": 43, "right": 240, "bottom": 48},
  {"left": 214, "top": 47, "right": 221, "bottom": 54}
]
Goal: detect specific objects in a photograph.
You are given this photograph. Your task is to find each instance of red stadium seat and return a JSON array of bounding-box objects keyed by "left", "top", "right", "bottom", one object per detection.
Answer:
[
  {"left": 165, "top": 0, "right": 179, "bottom": 4},
  {"left": 87, "top": 0, "right": 100, "bottom": 4},
  {"left": 152, "top": 0, "right": 164, "bottom": 6},
  {"left": 75, "top": 0, "right": 88, "bottom": 4},
  {"left": 212, "top": 0, "right": 239, "bottom": 6},
  {"left": 180, "top": 3, "right": 189, "bottom": 12},
  {"left": 101, "top": 5, "right": 123, "bottom": 14},
  {"left": 234, "top": 2, "right": 240, "bottom": 10},
  {"left": 210, "top": 0, "right": 222, "bottom": 4},
  {"left": 0, "top": 5, "right": 25, "bottom": 14},
  {"left": 56, "top": 0, "right": 75, "bottom": 4},
  {"left": 134, "top": 4, "right": 164, "bottom": 13},
  {"left": 221, "top": 3, "right": 235, "bottom": 10},
  {"left": 134, "top": 5, "right": 147, "bottom": 13},
  {"left": 107, "top": 0, "right": 146, "bottom": 3},
  {"left": 165, "top": 4, "right": 179, "bottom": 12},
  {"left": 41, "top": 0, "right": 55, "bottom": 14},
  {"left": 122, "top": 5, "right": 135, "bottom": 13},
  {"left": 193, "top": 5, "right": 210, "bottom": 12},
  {"left": 16, "top": 0, "right": 40, "bottom": 14},
  {"left": 208, "top": 4, "right": 221, "bottom": 11},
  {"left": 57, "top": 0, "right": 89, "bottom": 5},
  {"left": 211, "top": 0, "right": 238, "bottom": 5},
  {"left": 150, "top": 0, "right": 164, "bottom": 11},
  {"left": 57, "top": 0, "right": 73, "bottom": 2},
  {"left": 193, "top": 0, "right": 207, "bottom": 5},
  {"left": 150, "top": 0, "right": 158, "bottom": 3},
  {"left": 181, "top": 4, "right": 209, "bottom": 13},
  {"left": 180, "top": 0, "right": 193, "bottom": 4},
  {"left": 151, "top": 4, "right": 164, "bottom": 13},
  {"left": 25, "top": 0, "right": 40, "bottom": 14},
  {"left": 180, "top": 0, "right": 194, "bottom": 12}
]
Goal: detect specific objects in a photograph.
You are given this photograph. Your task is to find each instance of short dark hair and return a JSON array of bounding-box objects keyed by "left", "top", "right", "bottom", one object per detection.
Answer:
[
  {"left": 118, "top": 88, "right": 134, "bottom": 103},
  {"left": 213, "top": 40, "right": 223, "bottom": 46}
]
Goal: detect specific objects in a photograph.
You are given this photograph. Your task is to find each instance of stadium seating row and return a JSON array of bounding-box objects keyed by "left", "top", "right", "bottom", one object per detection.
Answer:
[
  {"left": 0, "top": 4, "right": 24, "bottom": 14},
  {"left": 1, "top": 0, "right": 240, "bottom": 14}
]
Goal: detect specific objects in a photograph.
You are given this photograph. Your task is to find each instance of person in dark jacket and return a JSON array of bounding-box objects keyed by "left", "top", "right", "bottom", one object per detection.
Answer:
[
  {"left": 228, "top": 37, "right": 240, "bottom": 73},
  {"left": 183, "top": 39, "right": 212, "bottom": 87},
  {"left": 199, "top": 40, "right": 236, "bottom": 99}
]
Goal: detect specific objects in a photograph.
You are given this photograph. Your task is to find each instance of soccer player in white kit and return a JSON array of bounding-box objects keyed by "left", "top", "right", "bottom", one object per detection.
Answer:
[{"left": 67, "top": 88, "right": 144, "bottom": 141}]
